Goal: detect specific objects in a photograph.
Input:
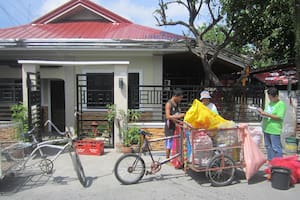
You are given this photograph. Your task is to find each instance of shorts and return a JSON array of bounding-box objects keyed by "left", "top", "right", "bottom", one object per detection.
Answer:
[{"left": 165, "top": 138, "right": 173, "bottom": 149}]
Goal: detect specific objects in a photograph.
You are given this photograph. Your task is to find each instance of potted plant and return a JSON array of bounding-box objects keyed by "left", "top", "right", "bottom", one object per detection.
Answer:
[
  {"left": 10, "top": 102, "right": 28, "bottom": 141},
  {"left": 105, "top": 104, "right": 117, "bottom": 134},
  {"left": 126, "top": 125, "right": 140, "bottom": 152},
  {"left": 117, "top": 109, "right": 141, "bottom": 153}
]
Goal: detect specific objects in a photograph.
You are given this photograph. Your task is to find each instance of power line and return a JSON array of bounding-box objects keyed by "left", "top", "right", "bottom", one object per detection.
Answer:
[{"left": 0, "top": 4, "right": 21, "bottom": 27}]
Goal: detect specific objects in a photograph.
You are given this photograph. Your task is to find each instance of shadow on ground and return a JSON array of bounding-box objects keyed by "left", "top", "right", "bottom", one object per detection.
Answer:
[{"left": 0, "top": 169, "right": 96, "bottom": 196}]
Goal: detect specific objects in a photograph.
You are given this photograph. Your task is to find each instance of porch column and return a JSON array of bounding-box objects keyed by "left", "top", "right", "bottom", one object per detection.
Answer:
[
  {"left": 64, "top": 65, "right": 76, "bottom": 132},
  {"left": 21, "top": 64, "right": 40, "bottom": 109},
  {"left": 114, "top": 64, "right": 128, "bottom": 145}
]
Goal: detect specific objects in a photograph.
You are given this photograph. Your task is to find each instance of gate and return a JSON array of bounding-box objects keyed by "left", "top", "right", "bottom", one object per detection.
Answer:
[
  {"left": 76, "top": 74, "right": 114, "bottom": 148},
  {"left": 27, "top": 72, "right": 41, "bottom": 140}
]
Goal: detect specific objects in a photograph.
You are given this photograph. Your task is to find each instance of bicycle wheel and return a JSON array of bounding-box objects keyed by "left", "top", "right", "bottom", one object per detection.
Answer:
[
  {"left": 114, "top": 153, "right": 145, "bottom": 185},
  {"left": 206, "top": 154, "right": 236, "bottom": 187},
  {"left": 69, "top": 147, "right": 87, "bottom": 187},
  {"left": 39, "top": 158, "right": 53, "bottom": 174}
]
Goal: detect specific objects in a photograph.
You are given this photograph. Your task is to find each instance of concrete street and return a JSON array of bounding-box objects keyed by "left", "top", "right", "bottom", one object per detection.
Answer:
[{"left": 0, "top": 150, "right": 299, "bottom": 200}]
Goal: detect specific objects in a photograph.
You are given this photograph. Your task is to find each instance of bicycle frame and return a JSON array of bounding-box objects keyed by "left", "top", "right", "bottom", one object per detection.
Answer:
[
  {"left": 144, "top": 134, "right": 182, "bottom": 165},
  {"left": 21, "top": 139, "right": 71, "bottom": 169},
  {"left": 113, "top": 127, "right": 185, "bottom": 184}
]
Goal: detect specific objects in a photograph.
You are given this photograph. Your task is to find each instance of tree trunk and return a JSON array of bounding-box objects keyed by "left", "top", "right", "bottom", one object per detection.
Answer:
[{"left": 200, "top": 54, "right": 221, "bottom": 86}]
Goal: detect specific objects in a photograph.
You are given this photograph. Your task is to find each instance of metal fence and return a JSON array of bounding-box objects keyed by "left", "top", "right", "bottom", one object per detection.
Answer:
[
  {"left": 130, "top": 85, "right": 265, "bottom": 123},
  {"left": 0, "top": 82, "right": 22, "bottom": 121}
]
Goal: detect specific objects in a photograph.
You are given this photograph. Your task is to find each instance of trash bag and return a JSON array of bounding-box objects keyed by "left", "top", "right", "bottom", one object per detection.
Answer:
[
  {"left": 264, "top": 155, "right": 300, "bottom": 185},
  {"left": 171, "top": 125, "right": 183, "bottom": 169},
  {"left": 242, "top": 124, "right": 266, "bottom": 180},
  {"left": 184, "top": 99, "right": 229, "bottom": 129}
]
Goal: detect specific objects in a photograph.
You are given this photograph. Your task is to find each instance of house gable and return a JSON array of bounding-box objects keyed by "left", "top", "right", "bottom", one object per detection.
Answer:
[{"left": 32, "top": 0, "right": 132, "bottom": 24}]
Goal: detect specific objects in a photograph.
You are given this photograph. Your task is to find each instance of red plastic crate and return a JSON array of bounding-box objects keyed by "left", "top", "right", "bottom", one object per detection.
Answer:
[{"left": 75, "top": 139, "right": 104, "bottom": 156}]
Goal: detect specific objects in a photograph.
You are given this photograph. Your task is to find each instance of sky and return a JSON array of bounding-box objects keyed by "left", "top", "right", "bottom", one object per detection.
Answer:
[{"left": 0, "top": 0, "right": 199, "bottom": 35}]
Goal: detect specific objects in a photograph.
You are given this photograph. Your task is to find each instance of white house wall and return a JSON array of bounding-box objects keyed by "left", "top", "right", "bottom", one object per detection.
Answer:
[{"left": 76, "top": 56, "right": 163, "bottom": 85}]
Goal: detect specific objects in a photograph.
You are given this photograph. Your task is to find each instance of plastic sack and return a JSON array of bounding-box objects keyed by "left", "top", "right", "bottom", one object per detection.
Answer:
[
  {"left": 171, "top": 125, "right": 183, "bottom": 169},
  {"left": 184, "top": 99, "right": 229, "bottom": 129},
  {"left": 242, "top": 124, "right": 266, "bottom": 180},
  {"left": 186, "top": 130, "right": 192, "bottom": 162},
  {"left": 264, "top": 155, "right": 300, "bottom": 185}
]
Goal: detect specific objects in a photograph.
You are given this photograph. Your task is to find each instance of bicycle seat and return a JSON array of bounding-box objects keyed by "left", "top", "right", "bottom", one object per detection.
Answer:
[{"left": 138, "top": 129, "right": 152, "bottom": 136}]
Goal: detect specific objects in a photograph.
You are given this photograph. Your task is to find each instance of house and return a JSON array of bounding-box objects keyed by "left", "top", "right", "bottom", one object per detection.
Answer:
[{"left": 0, "top": 0, "right": 249, "bottom": 147}]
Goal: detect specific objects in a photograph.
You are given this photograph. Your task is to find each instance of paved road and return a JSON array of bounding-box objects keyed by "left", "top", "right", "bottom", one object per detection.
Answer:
[{"left": 0, "top": 150, "right": 299, "bottom": 200}]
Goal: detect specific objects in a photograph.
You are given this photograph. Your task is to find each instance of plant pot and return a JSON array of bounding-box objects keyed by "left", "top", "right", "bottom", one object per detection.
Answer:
[
  {"left": 121, "top": 146, "right": 133, "bottom": 154},
  {"left": 115, "top": 143, "right": 124, "bottom": 153},
  {"left": 131, "top": 144, "right": 140, "bottom": 153}
]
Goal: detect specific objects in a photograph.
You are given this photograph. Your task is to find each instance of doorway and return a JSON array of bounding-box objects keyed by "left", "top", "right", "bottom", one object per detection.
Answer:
[{"left": 50, "top": 80, "right": 65, "bottom": 132}]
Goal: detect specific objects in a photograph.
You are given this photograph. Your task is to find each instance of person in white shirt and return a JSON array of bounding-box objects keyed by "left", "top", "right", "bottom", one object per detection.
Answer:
[{"left": 200, "top": 90, "right": 219, "bottom": 114}]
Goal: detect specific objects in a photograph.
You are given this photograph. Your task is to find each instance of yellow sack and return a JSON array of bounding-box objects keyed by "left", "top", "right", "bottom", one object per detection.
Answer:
[{"left": 184, "top": 99, "right": 229, "bottom": 129}]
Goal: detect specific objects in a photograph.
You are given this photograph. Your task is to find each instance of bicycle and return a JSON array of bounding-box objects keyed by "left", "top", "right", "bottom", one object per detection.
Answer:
[
  {"left": 1, "top": 120, "right": 87, "bottom": 187},
  {"left": 114, "top": 129, "right": 183, "bottom": 185}
]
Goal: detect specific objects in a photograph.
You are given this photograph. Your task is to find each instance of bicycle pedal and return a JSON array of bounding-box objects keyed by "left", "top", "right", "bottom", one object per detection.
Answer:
[{"left": 145, "top": 170, "right": 152, "bottom": 175}]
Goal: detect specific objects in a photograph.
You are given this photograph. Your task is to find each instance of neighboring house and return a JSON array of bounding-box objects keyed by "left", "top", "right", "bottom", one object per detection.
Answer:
[{"left": 0, "top": 0, "right": 249, "bottom": 147}]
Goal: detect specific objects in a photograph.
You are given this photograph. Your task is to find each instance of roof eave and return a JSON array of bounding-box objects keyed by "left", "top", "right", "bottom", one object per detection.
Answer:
[{"left": 0, "top": 38, "right": 187, "bottom": 52}]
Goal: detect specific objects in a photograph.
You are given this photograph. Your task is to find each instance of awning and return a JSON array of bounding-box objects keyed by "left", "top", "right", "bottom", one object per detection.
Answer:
[{"left": 253, "top": 67, "right": 298, "bottom": 86}]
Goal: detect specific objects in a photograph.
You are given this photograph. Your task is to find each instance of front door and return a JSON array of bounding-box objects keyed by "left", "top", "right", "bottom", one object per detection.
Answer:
[{"left": 50, "top": 80, "right": 65, "bottom": 132}]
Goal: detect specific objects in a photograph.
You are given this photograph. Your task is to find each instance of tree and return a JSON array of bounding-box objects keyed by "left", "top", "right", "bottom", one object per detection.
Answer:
[
  {"left": 154, "top": 0, "right": 296, "bottom": 85},
  {"left": 154, "top": 0, "right": 258, "bottom": 85}
]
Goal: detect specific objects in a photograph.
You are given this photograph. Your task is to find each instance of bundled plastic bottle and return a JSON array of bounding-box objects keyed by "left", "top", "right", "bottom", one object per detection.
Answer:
[{"left": 192, "top": 130, "right": 213, "bottom": 166}]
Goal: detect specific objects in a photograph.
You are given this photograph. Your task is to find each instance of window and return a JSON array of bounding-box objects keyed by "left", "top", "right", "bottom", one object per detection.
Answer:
[{"left": 87, "top": 73, "right": 114, "bottom": 108}]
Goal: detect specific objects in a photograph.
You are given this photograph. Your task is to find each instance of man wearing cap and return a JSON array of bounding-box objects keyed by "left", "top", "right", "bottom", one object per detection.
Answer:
[{"left": 200, "top": 90, "right": 219, "bottom": 114}]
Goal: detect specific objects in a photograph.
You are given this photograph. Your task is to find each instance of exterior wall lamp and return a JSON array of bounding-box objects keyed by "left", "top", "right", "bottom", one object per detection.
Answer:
[{"left": 119, "top": 78, "right": 124, "bottom": 89}]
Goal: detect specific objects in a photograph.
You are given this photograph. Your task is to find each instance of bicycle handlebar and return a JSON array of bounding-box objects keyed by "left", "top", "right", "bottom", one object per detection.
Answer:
[
  {"left": 138, "top": 129, "right": 152, "bottom": 137},
  {"left": 44, "top": 120, "right": 66, "bottom": 136}
]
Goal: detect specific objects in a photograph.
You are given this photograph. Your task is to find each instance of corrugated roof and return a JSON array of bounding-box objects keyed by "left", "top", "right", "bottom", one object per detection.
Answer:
[
  {"left": 252, "top": 64, "right": 297, "bottom": 86},
  {"left": 0, "top": 22, "right": 183, "bottom": 40}
]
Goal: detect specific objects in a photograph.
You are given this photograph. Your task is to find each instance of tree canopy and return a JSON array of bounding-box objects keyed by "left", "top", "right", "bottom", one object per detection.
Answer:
[{"left": 222, "top": 0, "right": 295, "bottom": 68}]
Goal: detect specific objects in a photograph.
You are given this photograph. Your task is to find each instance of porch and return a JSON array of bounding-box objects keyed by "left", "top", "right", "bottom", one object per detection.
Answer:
[{"left": 0, "top": 81, "right": 265, "bottom": 148}]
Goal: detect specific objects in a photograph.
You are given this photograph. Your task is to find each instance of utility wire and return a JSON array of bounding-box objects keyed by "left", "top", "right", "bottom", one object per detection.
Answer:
[{"left": 0, "top": 4, "right": 21, "bottom": 27}]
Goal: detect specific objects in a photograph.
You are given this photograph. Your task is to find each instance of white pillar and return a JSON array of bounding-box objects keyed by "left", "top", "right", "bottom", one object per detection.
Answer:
[
  {"left": 21, "top": 64, "right": 40, "bottom": 108},
  {"left": 114, "top": 64, "right": 128, "bottom": 144},
  {"left": 64, "top": 65, "right": 76, "bottom": 132}
]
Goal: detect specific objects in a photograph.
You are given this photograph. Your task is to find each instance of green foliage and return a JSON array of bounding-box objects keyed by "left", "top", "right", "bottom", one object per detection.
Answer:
[
  {"left": 124, "top": 126, "right": 140, "bottom": 146},
  {"left": 221, "top": 0, "right": 295, "bottom": 67},
  {"left": 105, "top": 104, "right": 117, "bottom": 123},
  {"left": 10, "top": 103, "right": 28, "bottom": 139},
  {"left": 105, "top": 104, "right": 117, "bottom": 133},
  {"left": 199, "top": 24, "right": 227, "bottom": 46},
  {"left": 117, "top": 109, "right": 141, "bottom": 146}
]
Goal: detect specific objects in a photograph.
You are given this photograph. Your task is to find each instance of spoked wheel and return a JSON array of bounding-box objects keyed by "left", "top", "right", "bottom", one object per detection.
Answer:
[
  {"left": 206, "top": 154, "right": 236, "bottom": 186},
  {"left": 114, "top": 153, "right": 145, "bottom": 185},
  {"left": 39, "top": 158, "right": 53, "bottom": 174},
  {"left": 70, "top": 148, "right": 87, "bottom": 187}
]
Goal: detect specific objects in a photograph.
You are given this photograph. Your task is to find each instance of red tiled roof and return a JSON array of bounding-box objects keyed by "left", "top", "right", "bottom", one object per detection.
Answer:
[{"left": 0, "top": 22, "right": 183, "bottom": 40}]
